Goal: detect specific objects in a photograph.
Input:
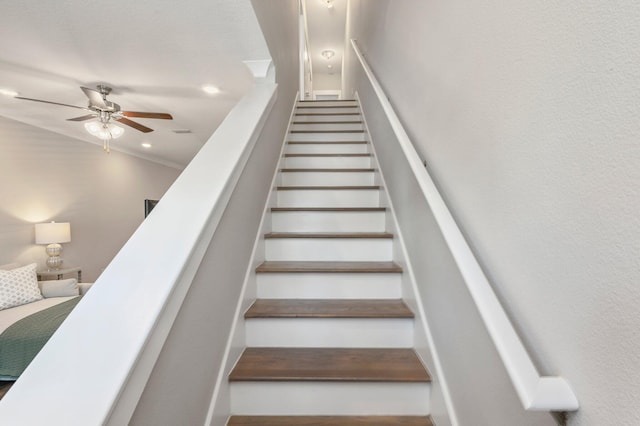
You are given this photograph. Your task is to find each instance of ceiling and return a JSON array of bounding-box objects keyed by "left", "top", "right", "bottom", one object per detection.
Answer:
[
  {"left": 304, "top": 0, "right": 347, "bottom": 79},
  {"left": 0, "top": 0, "right": 271, "bottom": 169}
]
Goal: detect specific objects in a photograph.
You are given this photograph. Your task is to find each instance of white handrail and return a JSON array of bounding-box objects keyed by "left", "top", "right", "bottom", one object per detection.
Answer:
[{"left": 350, "top": 38, "right": 578, "bottom": 412}]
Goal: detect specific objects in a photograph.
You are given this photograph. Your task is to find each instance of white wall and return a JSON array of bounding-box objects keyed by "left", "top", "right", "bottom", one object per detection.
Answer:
[
  {"left": 313, "top": 72, "right": 341, "bottom": 91},
  {"left": 0, "top": 117, "right": 180, "bottom": 282},
  {"left": 346, "top": 1, "right": 640, "bottom": 425}
]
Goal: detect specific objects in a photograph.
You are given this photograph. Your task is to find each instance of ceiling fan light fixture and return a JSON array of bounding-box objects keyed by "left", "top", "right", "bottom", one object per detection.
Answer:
[
  {"left": 321, "top": 50, "right": 335, "bottom": 60},
  {"left": 109, "top": 124, "right": 125, "bottom": 139},
  {"left": 84, "top": 121, "right": 125, "bottom": 140}
]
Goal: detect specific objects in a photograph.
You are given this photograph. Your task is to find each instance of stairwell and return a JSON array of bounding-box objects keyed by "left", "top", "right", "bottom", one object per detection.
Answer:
[{"left": 227, "top": 99, "right": 433, "bottom": 425}]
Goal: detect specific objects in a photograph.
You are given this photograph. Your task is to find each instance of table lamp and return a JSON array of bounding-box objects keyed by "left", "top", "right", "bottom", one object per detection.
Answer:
[{"left": 35, "top": 222, "right": 71, "bottom": 270}]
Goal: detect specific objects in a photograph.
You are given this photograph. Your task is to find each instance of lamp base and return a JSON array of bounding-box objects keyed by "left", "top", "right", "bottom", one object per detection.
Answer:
[{"left": 45, "top": 243, "right": 64, "bottom": 270}]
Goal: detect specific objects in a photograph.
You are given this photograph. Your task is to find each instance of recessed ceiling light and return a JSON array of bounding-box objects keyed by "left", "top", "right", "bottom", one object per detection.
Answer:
[
  {"left": 0, "top": 88, "right": 18, "bottom": 97},
  {"left": 202, "top": 85, "right": 220, "bottom": 95},
  {"left": 141, "top": 142, "right": 152, "bottom": 148},
  {"left": 327, "top": 64, "right": 333, "bottom": 69}
]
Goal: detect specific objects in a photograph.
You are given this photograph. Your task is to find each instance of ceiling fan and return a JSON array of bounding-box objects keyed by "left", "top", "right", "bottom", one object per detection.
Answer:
[{"left": 15, "top": 84, "right": 173, "bottom": 134}]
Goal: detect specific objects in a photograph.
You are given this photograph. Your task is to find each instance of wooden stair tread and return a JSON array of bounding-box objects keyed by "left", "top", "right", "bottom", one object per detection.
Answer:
[
  {"left": 245, "top": 299, "right": 413, "bottom": 318},
  {"left": 292, "top": 121, "right": 363, "bottom": 125},
  {"left": 228, "top": 415, "right": 433, "bottom": 425},
  {"left": 287, "top": 142, "right": 367, "bottom": 145},
  {"left": 280, "top": 168, "right": 375, "bottom": 172},
  {"left": 291, "top": 130, "right": 365, "bottom": 134},
  {"left": 277, "top": 185, "right": 380, "bottom": 190},
  {"left": 271, "top": 207, "right": 385, "bottom": 212},
  {"left": 256, "top": 261, "right": 402, "bottom": 273},
  {"left": 295, "top": 112, "right": 361, "bottom": 116},
  {"left": 264, "top": 232, "right": 392, "bottom": 239},
  {"left": 298, "top": 99, "right": 356, "bottom": 102},
  {"left": 296, "top": 105, "right": 358, "bottom": 109},
  {"left": 229, "top": 348, "right": 430, "bottom": 382},
  {"left": 284, "top": 153, "right": 371, "bottom": 157}
]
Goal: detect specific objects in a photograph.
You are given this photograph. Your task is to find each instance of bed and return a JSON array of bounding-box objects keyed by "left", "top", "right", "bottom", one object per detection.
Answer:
[{"left": 0, "top": 263, "right": 91, "bottom": 380}]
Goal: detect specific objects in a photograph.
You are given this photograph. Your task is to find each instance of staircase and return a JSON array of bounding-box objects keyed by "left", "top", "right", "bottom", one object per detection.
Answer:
[{"left": 227, "top": 100, "right": 433, "bottom": 425}]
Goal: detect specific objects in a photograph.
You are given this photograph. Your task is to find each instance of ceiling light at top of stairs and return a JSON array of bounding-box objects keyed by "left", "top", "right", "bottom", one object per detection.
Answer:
[{"left": 321, "top": 50, "right": 335, "bottom": 60}]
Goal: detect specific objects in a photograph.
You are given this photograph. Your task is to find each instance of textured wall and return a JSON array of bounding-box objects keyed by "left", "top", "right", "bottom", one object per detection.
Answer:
[
  {"left": 0, "top": 117, "right": 180, "bottom": 282},
  {"left": 346, "top": 1, "right": 640, "bottom": 425}
]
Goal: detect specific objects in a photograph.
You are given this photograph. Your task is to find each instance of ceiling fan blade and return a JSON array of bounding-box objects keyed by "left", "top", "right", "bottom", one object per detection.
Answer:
[
  {"left": 81, "top": 87, "right": 108, "bottom": 109},
  {"left": 15, "top": 96, "right": 90, "bottom": 111},
  {"left": 67, "top": 114, "right": 97, "bottom": 122},
  {"left": 116, "top": 117, "right": 154, "bottom": 133},
  {"left": 122, "top": 111, "right": 173, "bottom": 120}
]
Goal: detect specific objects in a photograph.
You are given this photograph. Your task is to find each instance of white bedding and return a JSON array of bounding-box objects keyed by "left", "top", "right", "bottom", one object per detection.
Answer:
[{"left": 0, "top": 297, "right": 77, "bottom": 335}]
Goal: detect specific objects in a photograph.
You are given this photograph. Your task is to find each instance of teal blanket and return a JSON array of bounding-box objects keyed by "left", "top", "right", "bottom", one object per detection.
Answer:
[{"left": 0, "top": 297, "right": 81, "bottom": 379}]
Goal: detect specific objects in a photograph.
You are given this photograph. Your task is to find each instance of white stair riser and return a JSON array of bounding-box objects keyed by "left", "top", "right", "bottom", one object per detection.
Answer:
[
  {"left": 265, "top": 238, "right": 393, "bottom": 261},
  {"left": 285, "top": 143, "right": 369, "bottom": 154},
  {"left": 280, "top": 171, "right": 375, "bottom": 186},
  {"left": 297, "top": 101, "right": 358, "bottom": 108},
  {"left": 230, "top": 382, "right": 430, "bottom": 415},
  {"left": 293, "top": 114, "right": 361, "bottom": 123},
  {"left": 296, "top": 107, "right": 360, "bottom": 114},
  {"left": 271, "top": 211, "right": 385, "bottom": 232},
  {"left": 245, "top": 318, "right": 413, "bottom": 348},
  {"left": 284, "top": 156, "right": 372, "bottom": 169},
  {"left": 289, "top": 132, "right": 366, "bottom": 142},
  {"left": 277, "top": 189, "right": 380, "bottom": 208},
  {"left": 290, "top": 123, "right": 364, "bottom": 131},
  {"left": 256, "top": 272, "right": 402, "bottom": 299}
]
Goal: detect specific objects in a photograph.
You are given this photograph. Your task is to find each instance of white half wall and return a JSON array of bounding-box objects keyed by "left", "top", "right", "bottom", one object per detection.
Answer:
[
  {"left": 345, "top": 1, "right": 640, "bottom": 425},
  {"left": 0, "top": 116, "right": 180, "bottom": 282}
]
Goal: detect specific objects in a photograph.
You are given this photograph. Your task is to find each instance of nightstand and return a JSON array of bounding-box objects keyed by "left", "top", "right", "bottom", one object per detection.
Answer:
[{"left": 37, "top": 266, "right": 82, "bottom": 282}]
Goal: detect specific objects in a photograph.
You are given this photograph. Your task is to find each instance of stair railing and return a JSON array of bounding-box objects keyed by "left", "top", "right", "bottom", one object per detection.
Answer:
[{"left": 350, "top": 38, "right": 578, "bottom": 412}]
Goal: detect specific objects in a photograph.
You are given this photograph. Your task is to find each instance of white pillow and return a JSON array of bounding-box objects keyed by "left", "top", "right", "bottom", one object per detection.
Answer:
[
  {"left": 0, "top": 263, "right": 43, "bottom": 310},
  {"left": 39, "top": 278, "right": 79, "bottom": 298}
]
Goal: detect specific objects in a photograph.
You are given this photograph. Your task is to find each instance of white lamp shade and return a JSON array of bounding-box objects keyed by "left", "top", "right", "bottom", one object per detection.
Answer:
[{"left": 35, "top": 222, "right": 71, "bottom": 244}]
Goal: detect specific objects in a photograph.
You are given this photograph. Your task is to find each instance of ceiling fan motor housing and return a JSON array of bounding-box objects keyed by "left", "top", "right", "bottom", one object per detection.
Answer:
[{"left": 90, "top": 100, "right": 121, "bottom": 113}]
